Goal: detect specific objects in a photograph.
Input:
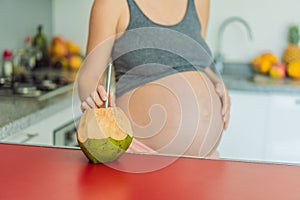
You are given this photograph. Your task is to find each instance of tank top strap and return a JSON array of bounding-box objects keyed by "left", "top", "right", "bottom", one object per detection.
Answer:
[
  {"left": 126, "top": 0, "right": 153, "bottom": 29},
  {"left": 126, "top": 0, "right": 200, "bottom": 29},
  {"left": 182, "top": 0, "right": 202, "bottom": 30}
]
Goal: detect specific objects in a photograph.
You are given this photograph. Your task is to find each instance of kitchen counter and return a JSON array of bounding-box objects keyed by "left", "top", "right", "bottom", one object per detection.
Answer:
[
  {"left": 1, "top": 143, "right": 300, "bottom": 200},
  {"left": 0, "top": 68, "right": 79, "bottom": 140},
  {"left": 223, "top": 75, "right": 300, "bottom": 94},
  {"left": 0, "top": 84, "right": 75, "bottom": 140},
  {"left": 222, "top": 63, "right": 300, "bottom": 95}
]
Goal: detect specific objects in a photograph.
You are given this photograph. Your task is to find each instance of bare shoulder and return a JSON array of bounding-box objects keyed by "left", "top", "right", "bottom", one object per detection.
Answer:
[
  {"left": 86, "top": 0, "right": 128, "bottom": 54},
  {"left": 89, "top": 0, "right": 122, "bottom": 29},
  {"left": 194, "top": 0, "right": 210, "bottom": 8},
  {"left": 89, "top": 0, "right": 129, "bottom": 33},
  {"left": 194, "top": 0, "right": 210, "bottom": 37},
  {"left": 194, "top": 0, "right": 210, "bottom": 19},
  {"left": 91, "top": 0, "right": 125, "bottom": 14}
]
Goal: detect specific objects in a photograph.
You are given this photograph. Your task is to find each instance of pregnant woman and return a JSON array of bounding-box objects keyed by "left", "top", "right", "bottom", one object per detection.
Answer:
[{"left": 78, "top": 0, "right": 230, "bottom": 157}]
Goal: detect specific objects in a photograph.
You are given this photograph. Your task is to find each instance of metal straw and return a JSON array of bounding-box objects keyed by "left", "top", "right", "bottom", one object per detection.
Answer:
[{"left": 104, "top": 63, "right": 112, "bottom": 108}]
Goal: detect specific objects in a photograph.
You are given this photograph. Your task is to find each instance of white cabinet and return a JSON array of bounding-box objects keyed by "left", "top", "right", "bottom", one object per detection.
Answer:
[
  {"left": 217, "top": 91, "right": 270, "bottom": 162},
  {"left": 3, "top": 105, "right": 81, "bottom": 146},
  {"left": 217, "top": 91, "right": 300, "bottom": 164},
  {"left": 265, "top": 95, "right": 300, "bottom": 164},
  {"left": 22, "top": 107, "right": 75, "bottom": 146}
]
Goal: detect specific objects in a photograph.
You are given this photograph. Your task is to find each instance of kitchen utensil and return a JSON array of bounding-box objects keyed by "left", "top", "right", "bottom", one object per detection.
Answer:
[{"left": 104, "top": 63, "right": 112, "bottom": 108}]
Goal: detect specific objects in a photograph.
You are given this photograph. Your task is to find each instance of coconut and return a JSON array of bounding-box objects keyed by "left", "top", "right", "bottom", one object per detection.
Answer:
[{"left": 77, "top": 107, "right": 133, "bottom": 163}]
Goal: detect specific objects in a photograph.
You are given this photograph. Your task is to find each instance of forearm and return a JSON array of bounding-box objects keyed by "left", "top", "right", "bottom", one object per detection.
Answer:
[
  {"left": 79, "top": 0, "right": 120, "bottom": 102},
  {"left": 78, "top": 70, "right": 105, "bottom": 102}
]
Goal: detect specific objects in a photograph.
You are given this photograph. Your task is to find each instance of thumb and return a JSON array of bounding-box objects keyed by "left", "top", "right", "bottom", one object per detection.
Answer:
[{"left": 215, "top": 83, "right": 224, "bottom": 97}]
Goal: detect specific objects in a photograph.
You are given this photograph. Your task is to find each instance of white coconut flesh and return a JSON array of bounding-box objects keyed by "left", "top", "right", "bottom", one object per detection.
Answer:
[{"left": 77, "top": 107, "right": 133, "bottom": 143}]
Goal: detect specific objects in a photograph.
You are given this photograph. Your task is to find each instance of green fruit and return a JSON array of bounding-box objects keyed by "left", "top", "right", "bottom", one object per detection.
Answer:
[
  {"left": 78, "top": 136, "right": 132, "bottom": 164},
  {"left": 77, "top": 107, "right": 133, "bottom": 164}
]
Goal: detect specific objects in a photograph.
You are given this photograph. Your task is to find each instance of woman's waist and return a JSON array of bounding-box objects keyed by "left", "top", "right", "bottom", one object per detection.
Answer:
[
  {"left": 117, "top": 70, "right": 220, "bottom": 103},
  {"left": 115, "top": 64, "right": 210, "bottom": 97}
]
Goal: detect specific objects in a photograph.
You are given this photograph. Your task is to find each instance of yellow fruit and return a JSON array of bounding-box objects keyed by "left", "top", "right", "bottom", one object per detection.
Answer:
[
  {"left": 259, "top": 60, "right": 272, "bottom": 74},
  {"left": 269, "top": 63, "right": 286, "bottom": 79},
  {"left": 69, "top": 55, "right": 83, "bottom": 70},
  {"left": 269, "top": 69, "right": 282, "bottom": 78},
  {"left": 65, "top": 40, "right": 81, "bottom": 55},
  {"left": 52, "top": 36, "right": 64, "bottom": 45},
  {"left": 262, "top": 53, "right": 278, "bottom": 63},
  {"left": 251, "top": 56, "right": 262, "bottom": 68},
  {"left": 282, "top": 26, "right": 300, "bottom": 64},
  {"left": 60, "top": 57, "right": 69, "bottom": 69},
  {"left": 50, "top": 56, "right": 69, "bottom": 69},
  {"left": 287, "top": 61, "right": 300, "bottom": 79},
  {"left": 251, "top": 52, "right": 278, "bottom": 75},
  {"left": 51, "top": 43, "right": 68, "bottom": 58},
  {"left": 282, "top": 45, "right": 300, "bottom": 64}
]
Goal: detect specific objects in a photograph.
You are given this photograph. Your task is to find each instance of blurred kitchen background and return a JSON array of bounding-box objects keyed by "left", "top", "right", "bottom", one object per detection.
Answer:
[
  {"left": 0, "top": 0, "right": 299, "bottom": 64},
  {"left": 2, "top": 0, "right": 299, "bottom": 61},
  {"left": 1, "top": 0, "right": 300, "bottom": 165}
]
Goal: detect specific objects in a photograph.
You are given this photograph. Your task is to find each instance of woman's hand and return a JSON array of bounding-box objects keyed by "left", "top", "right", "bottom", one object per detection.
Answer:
[
  {"left": 204, "top": 67, "right": 230, "bottom": 130},
  {"left": 80, "top": 85, "right": 115, "bottom": 112},
  {"left": 215, "top": 82, "right": 230, "bottom": 130}
]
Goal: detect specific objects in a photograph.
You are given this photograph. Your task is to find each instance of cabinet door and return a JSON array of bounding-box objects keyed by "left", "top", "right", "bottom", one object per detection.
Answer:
[
  {"left": 23, "top": 107, "right": 73, "bottom": 145},
  {"left": 265, "top": 95, "right": 300, "bottom": 164},
  {"left": 217, "top": 91, "right": 269, "bottom": 162}
]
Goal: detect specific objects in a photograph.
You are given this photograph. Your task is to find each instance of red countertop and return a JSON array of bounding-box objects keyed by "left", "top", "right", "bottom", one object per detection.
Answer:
[{"left": 1, "top": 143, "right": 300, "bottom": 200}]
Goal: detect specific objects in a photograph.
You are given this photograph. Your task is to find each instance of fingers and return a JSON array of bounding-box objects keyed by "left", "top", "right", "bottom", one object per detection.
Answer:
[
  {"left": 80, "top": 85, "right": 115, "bottom": 113},
  {"left": 97, "top": 85, "right": 108, "bottom": 101},
  {"left": 222, "top": 92, "right": 230, "bottom": 130},
  {"left": 223, "top": 109, "right": 230, "bottom": 130},
  {"left": 204, "top": 67, "right": 220, "bottom": 85},
  {"left": 86, "top": 96, "right": 97, "bottom": 108},
  {"left": 222, "top": 93, "right": 230, "bottom": 116},
  {"left": 215, "top": 83, "right": 228, "bottom": 115},
  {"left": 80, "top": 97, "right": 96, "bottom": 113},
  {"left": 215, "top": 83, "right": 224, "bottom": 97},
  {"left": 215, "top": 82, "right": 231, "bottom": 130},
  {"left": 80, "top": 101, "right": 90, "bottom": 112},
  {"left": 90, "top": 91, "right": 102, "bottom": 107}
]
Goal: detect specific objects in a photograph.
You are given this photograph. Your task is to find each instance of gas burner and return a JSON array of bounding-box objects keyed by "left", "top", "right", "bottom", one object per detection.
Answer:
[
  {"left": 0, "top": 77, "right": 6, "bottom": 86},
  {"left": 13, "top": 83, "right": 41, "bottom": 96},
  {"left": 37, "top": 80, "right": 58, "bottom": 91},
  {"left": 0, "top": 71, "right": 73, "bottom": 99}
]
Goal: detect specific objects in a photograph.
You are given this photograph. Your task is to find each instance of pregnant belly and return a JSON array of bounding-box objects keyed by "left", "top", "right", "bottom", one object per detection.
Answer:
[{"left": 116, "top": 70, "right": 224, "bottom": 157}]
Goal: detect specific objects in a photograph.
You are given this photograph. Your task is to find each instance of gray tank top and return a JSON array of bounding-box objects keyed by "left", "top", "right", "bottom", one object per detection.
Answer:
[{"left": 111, "top": 0, "right": 215, "bottom": 98}]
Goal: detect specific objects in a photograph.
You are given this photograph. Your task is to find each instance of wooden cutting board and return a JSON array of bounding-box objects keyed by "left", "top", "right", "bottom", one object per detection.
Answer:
[{"left": 252, "top": 74, "right": 300, "bottom": 85}]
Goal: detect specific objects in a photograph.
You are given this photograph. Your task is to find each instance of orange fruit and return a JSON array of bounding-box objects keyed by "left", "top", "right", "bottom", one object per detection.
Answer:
[
  {"left": 288, "top": 61, "right": 300, "bottom": 79},
  {"left": 259, "top": 60, "right": 272, "bottom": 74},
  {"left": 69, "top": 55, "right": 83, "bottom": 70}
]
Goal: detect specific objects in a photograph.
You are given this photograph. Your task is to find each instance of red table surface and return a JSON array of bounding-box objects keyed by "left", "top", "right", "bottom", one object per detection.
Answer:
[{"left": 1, "top": 143, "right": 300, "bottom": 200}]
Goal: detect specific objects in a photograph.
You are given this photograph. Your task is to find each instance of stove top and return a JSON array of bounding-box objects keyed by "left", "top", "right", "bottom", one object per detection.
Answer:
[{"left": 0, "top": 72, "right": 74, "bottom": 101}]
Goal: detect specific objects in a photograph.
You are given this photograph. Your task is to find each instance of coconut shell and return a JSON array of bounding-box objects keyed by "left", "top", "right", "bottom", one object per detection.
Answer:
[
  {"left": 79, "top": 136, "right": 132, "bottom": 163},
  {"left": 77, "top": 107, "right": 133, "bottom": 163},
  {"left": 77, "top": 107, "right": 133, "bottom": 142}
]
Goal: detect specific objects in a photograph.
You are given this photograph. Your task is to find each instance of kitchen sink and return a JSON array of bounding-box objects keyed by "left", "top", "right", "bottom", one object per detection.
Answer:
[{"left": 219, "top": 62, "right": 254, "bottom": 81}]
